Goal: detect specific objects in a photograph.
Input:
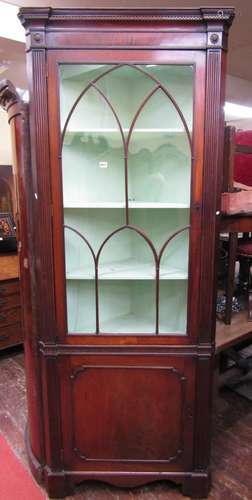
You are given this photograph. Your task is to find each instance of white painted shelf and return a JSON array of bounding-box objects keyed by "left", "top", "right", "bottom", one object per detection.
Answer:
[
  {"left": 65, "top": 128, "right": 188, "bottom": 135},
  {"left": 64, "top": 201, "right": 189, "bottom": 209},
  {"left": 71, "top": 313, "right": 184, "bottom": 335},
  {"left": 66, "top": 259, "right": 188, "bottom": 280},
  {"left": 101, "top": 314, "right": 154, "bottom": 334}
]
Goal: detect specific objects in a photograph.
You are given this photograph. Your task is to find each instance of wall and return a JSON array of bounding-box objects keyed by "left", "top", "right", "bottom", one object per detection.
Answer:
[
  {"left": 226, "top": 75, "right": 252, "bottom": 130},
  {"left": 226, "top": 75, "right": 252, "bottom": 107},
  {"left": 0, "top": 109, "right": 12, "bottom": 165}
]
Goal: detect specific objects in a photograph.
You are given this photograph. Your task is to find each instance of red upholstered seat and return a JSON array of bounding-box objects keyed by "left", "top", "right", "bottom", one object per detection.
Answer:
[
  {"left": 237, "top": 241, "right": 252, "bottom": 256},
  {"left": 234, "top": 130, "right": 252, "bottom": 187}
]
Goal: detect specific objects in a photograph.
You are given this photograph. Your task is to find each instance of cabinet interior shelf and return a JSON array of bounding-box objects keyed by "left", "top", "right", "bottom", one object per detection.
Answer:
[
  {"left": 66, "top": 260, "right": 188, "bottom": 280},
  {"left": 64, "top": 128, "right": 189, "bottom": 135},
  {"left": 64, "top": 202, "right": 190, "bottom": 209},
  {"left": 72, "top": 313, "right": 184, "bottom": 336}
]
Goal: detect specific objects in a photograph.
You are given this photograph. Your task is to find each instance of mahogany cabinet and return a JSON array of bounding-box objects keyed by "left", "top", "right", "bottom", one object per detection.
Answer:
[{"left": 17, "top": 7, "right": 234, "bottom": 498}]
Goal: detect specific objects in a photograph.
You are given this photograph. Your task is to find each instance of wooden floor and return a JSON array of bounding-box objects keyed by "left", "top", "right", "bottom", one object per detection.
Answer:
[
  {"left": 216, "top": 310, "right": 252, "bottom": 352},
  {"left": 0, "top": 347, "right": 252, "bottom": 500}
]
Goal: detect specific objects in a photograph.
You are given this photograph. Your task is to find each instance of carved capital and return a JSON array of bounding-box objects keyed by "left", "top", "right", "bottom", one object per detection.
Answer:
[
  {"left": 18, "top": 7, "right": 51, "bottom": 29},
  {"left": 0, "top": 79, "right": 20, "bottom": 113}
]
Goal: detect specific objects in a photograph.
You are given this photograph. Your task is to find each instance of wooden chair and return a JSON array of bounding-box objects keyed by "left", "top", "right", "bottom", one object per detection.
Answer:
[
  {"left": 221, "top": 126, "right": 252, "bottom": 324},
  {"left": 237, "top": 237, "right": 252, "bottom": 321}
]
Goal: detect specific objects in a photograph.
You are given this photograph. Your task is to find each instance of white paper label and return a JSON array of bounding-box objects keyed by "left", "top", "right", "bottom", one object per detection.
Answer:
[{"left": 99, "top": 161, "right": 108, "bottom": 169}]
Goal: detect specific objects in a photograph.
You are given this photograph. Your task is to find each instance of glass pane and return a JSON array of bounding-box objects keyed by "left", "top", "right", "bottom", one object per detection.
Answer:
[
  {"left": 159, "top": 280, "right": 188, "bottom": 334},
  {"left": 99, "top": 281, "right": 156, "bottom": 334},
  {"left": 130, "top": 208, "right": 189, "bottom": 253},
  {"left": 61, "top": 85, "right": 125, "bottom": 205},
  {"left": 98, "top": 228, "right": 156, "bottom": 333},
  {"left": 67, "top": 280, "right": 96, "bottom": 334},
  {"left": 59, "top": 63, "right": 193, "bottom": 336},
  {"left": 60, "top": 64, "right": 108, "bottom": 124},
  {"left": 139, "top": 65, "right": 193, "bottom": 130},
  {"left": 128, "top": 89, "right": 191, "bottom": 206},
  {"left": 95, "top": 65, "right": 156, "bottom": 130},
  {"left": 159, "top": 229, "right": 189, "bottom": 280}
]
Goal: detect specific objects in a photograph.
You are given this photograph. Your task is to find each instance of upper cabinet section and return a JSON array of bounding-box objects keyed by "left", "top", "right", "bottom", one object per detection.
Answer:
[
  {"left": 60, "top": 64, "right": 193, "bottom": 209},
  {"left": 17, "top": 7, "right": 234, "bottom": 342},
  {"left": 18, "top": 7, "right": 235, "bottom": 52}
]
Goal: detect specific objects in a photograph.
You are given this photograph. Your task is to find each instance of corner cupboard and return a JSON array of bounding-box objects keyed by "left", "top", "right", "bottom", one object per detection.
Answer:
[{"left": 17, "top": 7, "right": 234, "bottom": 498}]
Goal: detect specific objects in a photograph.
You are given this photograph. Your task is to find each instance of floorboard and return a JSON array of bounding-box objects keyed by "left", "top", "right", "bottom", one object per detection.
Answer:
[{"left": 0, "top": 347, "right": 252, "bottom": 499}]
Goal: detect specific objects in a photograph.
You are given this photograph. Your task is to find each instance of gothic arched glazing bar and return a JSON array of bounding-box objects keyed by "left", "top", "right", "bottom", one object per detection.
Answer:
[
  {"left": 156, "top": 225, "right": 190, "bottom": 335},
  {"left": 96, "top": 224, "right": 158, "bottom": 334},
  {"left": 126, "top": 64, "right": 192, "bottom": 150},
  {"left": 65, "top": 223, "right": 190, "bottom": 335},
  {"left": 96, "top": 224, "right": 158, "bottom": 263},
  {"left": 158, "top": 226, "right": 190, "bottom": 265},
  {"left": 62, "top": 64, "right": 193, "bottom": 335},
  {"left": 90, "top": 82, "right": 128, "bottom": 222},
  {"left": 64, "top": 225, "right": 99, "bottom": 333},
  {"left": 61, "top": 64, "right": 124, "bottom": 146},
  {"left": 123, "top": 66, "right": 192, "bottom": 224},
  {"left": 91, "top": 83, "right": 126, "bottom": 150},
  {"left": 124, "top": 84, "right": 160, "bottom": 223},
  {"left": 61, "top": 63, "right": 192, "bottom": 151},
  {"left": 61, "top": 63, "right": 192, "bottom": 224},
  {"left": 64, "top": 224, "right": 96, "bottom": 261}
]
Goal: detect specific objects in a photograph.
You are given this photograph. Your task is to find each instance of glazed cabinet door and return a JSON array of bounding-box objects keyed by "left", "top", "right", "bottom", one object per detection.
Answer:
[{"left": 48, "top": 51, "right": 205, "bottom": 343}]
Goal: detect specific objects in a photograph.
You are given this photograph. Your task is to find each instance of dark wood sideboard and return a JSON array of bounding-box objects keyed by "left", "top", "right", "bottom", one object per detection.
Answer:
[{"left": 0, "top": 254, "right": 22, "bottom": 349}]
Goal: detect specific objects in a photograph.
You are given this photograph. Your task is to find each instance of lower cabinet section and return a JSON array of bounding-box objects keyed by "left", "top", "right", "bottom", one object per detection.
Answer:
[
  {"left": 57, "top": 354, "right": 196, "bottom": 472},
  {"left": 30, "top": 348, "right": 214, "bottom": 498},
  {"left": 31, "top": 349, "right": 213, "bottom": 498}
]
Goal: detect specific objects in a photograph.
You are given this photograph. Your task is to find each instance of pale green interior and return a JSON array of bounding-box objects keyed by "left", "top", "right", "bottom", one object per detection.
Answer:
[
  {"left": 64, "top": 209, "right": 189, "bottom": 279},
  {"left": 60, "top": 63, "right": 193, "bottom": 335},
  {"left": 67, "top": 280, "right": 187, "bottom": 335}
]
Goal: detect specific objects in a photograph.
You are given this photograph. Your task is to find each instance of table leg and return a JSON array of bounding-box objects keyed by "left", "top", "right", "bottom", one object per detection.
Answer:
[{"left": 225, "top": 232, "right": 238, "bottom": 325}]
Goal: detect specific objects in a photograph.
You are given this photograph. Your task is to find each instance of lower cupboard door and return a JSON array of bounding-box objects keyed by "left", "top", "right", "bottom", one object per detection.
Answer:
[{"left": 59, "top": 355, "right": 196, "bottom": 471}]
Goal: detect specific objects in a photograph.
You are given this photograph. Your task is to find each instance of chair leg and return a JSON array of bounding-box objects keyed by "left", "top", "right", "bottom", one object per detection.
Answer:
[{"left": 225, "top": 233, "right": 238, "bottom": 325}]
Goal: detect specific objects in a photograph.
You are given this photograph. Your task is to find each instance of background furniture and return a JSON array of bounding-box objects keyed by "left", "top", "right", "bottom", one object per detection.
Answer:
[
  {"left": 217, "top": 214, "right": 252, "bottom": 350},
  {"left": 0, "top": 76, "right": 34, "bottom": 361},
  {"left": 0, "top": 253, "right": 22, "bottom": 349},
  {"left": 221, "top": 126, "right": 252, "bottom": 325},
  {"left": 0, "top": 212, "right": 17, "bottom": 252},
  {"left": 0, "top": 165, "right": 15, "bottom": 214},
  {"left": 237, "top": 238, "right": 252, "bottom": 321},
  {"left": 216, "top": 127, "right": 252, "bottom": 387},
  {"left": 0, "top": 78, "right": 40, "bottom": 496},
  {"left": 17, "top": 7, "right": 234, "bottom": 499},
  {"left": 0, "top": 90, "right": 21, "bottom": 348}
]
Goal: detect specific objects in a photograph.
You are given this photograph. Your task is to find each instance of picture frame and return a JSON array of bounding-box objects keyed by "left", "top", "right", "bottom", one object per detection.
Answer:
[{"left": 0, "top": 212, "right": 17, "bottom": 252}]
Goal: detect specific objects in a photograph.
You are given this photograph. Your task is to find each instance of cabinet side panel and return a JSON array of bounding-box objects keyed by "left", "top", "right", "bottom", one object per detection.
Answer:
[
  {"left": 200, "top": 48, "right": 227, "bottom": 344},
  {"left": 0, "top": 81, "right": 46, "bottom": 473},
  {"left": 193, "top": 355, "right": 214, "bottom": 470},
  {"left": 15, "top": 104, "right": 46, "bottom": 469},
  {"left": 27, "top": 49, "right": 56, "bottom": 343}
]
